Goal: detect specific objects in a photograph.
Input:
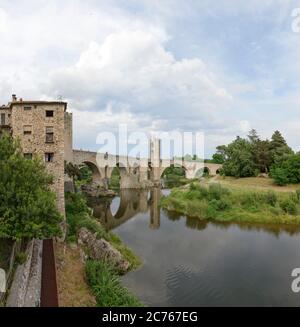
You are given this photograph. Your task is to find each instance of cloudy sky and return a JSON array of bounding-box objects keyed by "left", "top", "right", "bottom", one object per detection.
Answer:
[{"left": 1, "top": 0, "right": 300, "bottom": 157}]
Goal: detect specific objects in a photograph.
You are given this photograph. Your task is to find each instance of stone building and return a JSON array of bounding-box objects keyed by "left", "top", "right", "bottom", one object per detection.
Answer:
[{"left": 0, "top": 95, "right": 73, "bottom": 214}]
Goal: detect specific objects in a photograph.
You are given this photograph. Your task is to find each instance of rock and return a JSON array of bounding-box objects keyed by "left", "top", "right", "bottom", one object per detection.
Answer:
[
  {"left": 258, "top": 173, "right": 269, "bottom": 178},
  {"left": 98, "top": 189, "right": 116, "bottom": 197},
  {"left": 78, "top": 228, "right": 130, "bottom": 273},
  {"left": 79, "top": 248, "right": 88, "bottom": 265},
  {"left": 81, "top": 183, "right": 116, "bottom": 198}
]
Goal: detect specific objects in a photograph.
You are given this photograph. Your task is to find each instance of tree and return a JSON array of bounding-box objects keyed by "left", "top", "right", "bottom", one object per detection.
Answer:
[
  {"left": 269, "top": 130, "right": 293, "bottom": 164},
  {"left": 270, "top": 153, "right": 300, "bottom": 185},
  {"left": 0, "top": 134, "right": 62, "bottom": 240},
  {"left": 213, "top": 129, "right": 295, "bottom": 179},
  {"left": 247, "top": 129, "right": 260, "bottom": 143},
  {"left": 212, "top": 153, "right": 225, "bottom": 164},
  {"left": 270, "top": 130, "right": 288, "bottom": 148},
  {"left": 254, "top": 140, "right": 271, "bottom": 173},
  {"left": 65, "top": 161, "right": 82, "bottom": 183},
  {"left": 221, "top": 137, "right": 257, "bottom": 177},
  {"left": 211, "top": 145, "right": 227, "bottom": 164}
]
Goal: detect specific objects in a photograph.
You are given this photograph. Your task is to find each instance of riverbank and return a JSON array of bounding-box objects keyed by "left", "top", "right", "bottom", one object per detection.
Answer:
[
  {"left": 206, "top": 175, "right": 300, "bottom": 192},
  {"left": 57, "top": 192, "right": 143, "bottom": 307},
  {"left": 160, "top": 182, "right": 300, "bottom": 225},
  {"left": 55, "top": 242, "right": 97, "bottom": 307}
]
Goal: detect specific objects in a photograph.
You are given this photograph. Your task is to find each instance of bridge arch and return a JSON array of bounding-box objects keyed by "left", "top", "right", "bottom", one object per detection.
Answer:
[
  {"left": 72, "top": 149, "right": 223, "bottom": 187},
  {"left": 160, "top": 164, "right": 186, "bottom": 178},
  {"left": 81, "top": 161, "right": 102, "bottom": 184},
  {"left": 195, "top": 166, "right": 210, "bottom": 178}
]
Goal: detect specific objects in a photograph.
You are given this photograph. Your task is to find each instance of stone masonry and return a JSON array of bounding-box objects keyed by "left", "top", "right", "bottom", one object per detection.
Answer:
[{"left": 0, "top": 95, "right": 73, "bottom": 214}]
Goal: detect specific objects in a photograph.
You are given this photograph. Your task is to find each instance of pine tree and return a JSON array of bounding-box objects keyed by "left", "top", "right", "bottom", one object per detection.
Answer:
[
  {"left": 269, "top": 130, "right": 293, "bottom": 164},
  {"left": 247, "top": 129, "right": 260, "bottom": 143},
  {"left": 270, "top": 130, "right": 288, "bottom": 149}
]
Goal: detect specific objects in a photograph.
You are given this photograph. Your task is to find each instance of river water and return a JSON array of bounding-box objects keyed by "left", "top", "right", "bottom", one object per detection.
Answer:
[{"left": 88, "top": 188, "right": 300, "bottom": 306}]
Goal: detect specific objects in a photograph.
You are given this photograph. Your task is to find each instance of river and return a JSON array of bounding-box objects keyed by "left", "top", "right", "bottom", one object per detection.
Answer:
[{"left": 87, "top": 188, "right": 300, "bottom": 306}]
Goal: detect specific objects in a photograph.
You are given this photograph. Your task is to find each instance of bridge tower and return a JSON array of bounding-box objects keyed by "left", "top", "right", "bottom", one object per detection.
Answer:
[
  {"left": 150, "top": 137, "right": 161, "bottom": 182},
  {"left": 149, "top": 188, "right": 161, "bottom": 229}
]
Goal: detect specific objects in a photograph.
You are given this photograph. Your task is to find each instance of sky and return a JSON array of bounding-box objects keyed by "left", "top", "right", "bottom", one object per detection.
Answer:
[{"left": 0, "top": 0, "right": 300, "bottom": 157}]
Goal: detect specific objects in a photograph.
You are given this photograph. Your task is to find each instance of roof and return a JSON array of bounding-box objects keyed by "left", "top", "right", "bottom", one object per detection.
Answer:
[{"left": 9, "top": 101, "right": 68, "bottom": 111}]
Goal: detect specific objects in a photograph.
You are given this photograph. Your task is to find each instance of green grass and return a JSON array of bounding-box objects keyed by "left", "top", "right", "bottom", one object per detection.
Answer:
[
  {"left": 85, "top": 260, "right": 142, "bottom": 307},
  {"left": 65, "top": 192, "right": 142, "bottom": 270},
  {"left": 160, "top": 182, "right": 300, "bottom": 225}
]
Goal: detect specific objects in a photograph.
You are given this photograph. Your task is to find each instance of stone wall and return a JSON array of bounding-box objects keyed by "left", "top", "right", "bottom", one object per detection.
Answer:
[
  {"left": 11, "top": 102, "right": 66, "bottom": 214},
  {"left": 64, "top": 112, "right": 73, "bottom": 163},
  {"left": 0, "top": 106, "right": 11, "bottom": 125},
  {"left": 6, "top": 240, "right": 43, "bottom": 307}
]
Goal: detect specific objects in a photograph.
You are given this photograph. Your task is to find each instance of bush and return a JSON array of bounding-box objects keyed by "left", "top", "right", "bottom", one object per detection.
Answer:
[
  {"left": 271, "top": 154, "right": 300, "bottom": 186},
  {"left": 289, "top": 193, "right": 299, "bottom": 204},
  {"left": 280, "top": 199, "right": 298, "bottom": 215},
  {"left": 189, "top": 182, "right": 198, "bottom": 191},
  {"left": 67, "top": 235, "right": 76, "bottom": 243},
  {"left": 271, "top": 167, "right": 289, "bottom": 186},
  {"left": 186, "top": 201, "right": 207, "bottom": 218},
  {"left": 240, "top": 192, "right": 260, "bottom": 208},
  {"left": 0, "top": 134, "right": 63, "bottom": 240},
  {"left": 65, "top": 192, "right": 141, "bottom": 270},
  {"left": 15, "top": 252, "right": 27, "bottom": 265},
  {"left": 269, "top": 206, "right": 282, "bottom": 216},
  {"left": 205, "top": 203, "right": 218, "bottom": 219},
  {"left": 208, "top": 183, "right": 230, "bottom": 200},
  {"left": 85, "top": 260, "right": 142, "bottom": 307},
  {"left": 215, "top": 198, "right": 232, "bottom": 210},
  {"left": 161, "top": 181, "right": 300, "bottom": 225},
  {"left": 265, "top": 191, "right": 277, "bottom": 207}
]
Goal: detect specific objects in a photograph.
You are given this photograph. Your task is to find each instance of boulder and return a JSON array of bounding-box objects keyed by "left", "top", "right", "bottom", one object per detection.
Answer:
[
  {"left": 81, "top": 184, "right": 116, "bottom": 198},
  {"left": 258, "top": 173, "right": 269, "bottom": 178},
  {"left": 78, "top": 228, "right": 130, "bottom": 273}
]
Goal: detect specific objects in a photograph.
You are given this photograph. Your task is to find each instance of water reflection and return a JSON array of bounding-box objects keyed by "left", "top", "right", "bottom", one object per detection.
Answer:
[
  {"left": 87, "top": 189, "right": 160, "bottom": 231},
  {"left": 87, "top": 188, "right": 300, "bottom": 237},
  {"left": 87, "top": 189, "right": 300, "bottom": 306}
]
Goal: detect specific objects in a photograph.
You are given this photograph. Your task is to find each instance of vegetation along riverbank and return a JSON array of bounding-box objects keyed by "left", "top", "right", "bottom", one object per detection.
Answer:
[
  {"left": 160, "top": 182, "right": 300, "bottom": 225},
  {"left": 61, "top": 192, "right": 143, "bottom": 307}
]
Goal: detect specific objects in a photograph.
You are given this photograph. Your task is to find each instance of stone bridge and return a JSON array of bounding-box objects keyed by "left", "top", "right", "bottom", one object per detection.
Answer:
[{"left": 72, "top": 148, "right": 222, "bottom": 189}]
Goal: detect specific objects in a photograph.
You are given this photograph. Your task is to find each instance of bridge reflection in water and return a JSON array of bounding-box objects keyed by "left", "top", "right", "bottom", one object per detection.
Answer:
[
  {"left": 86, "top": 188, "right": 164, "bottom": 231},
  {"left": 87, "top": 189, "right": 300, "bottom": 306},
  {"left": 87, "top": 188, "right": 300, "bottom": 237}
]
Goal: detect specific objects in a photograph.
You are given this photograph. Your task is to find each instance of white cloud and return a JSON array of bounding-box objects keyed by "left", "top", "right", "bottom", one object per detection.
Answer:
[
  {"left": 1, "top": 0, "right": 300, "bottom": 157},
  {"left": 47, "top": 28, "right": 233, "bottom": 151}
]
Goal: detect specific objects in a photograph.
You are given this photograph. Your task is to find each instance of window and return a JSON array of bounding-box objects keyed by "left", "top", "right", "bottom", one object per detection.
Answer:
[
  {"left": 46, "top": 110, "right": 54, "bottom": 117},
  {"left": 24, "top": 106, "right": 32, "bottom": 110},
  {"left": 23, "top": 125, "right": 32, "bottom": 135},
  {"left": 0, "top": 113, "right": 5, "bottom": 125},
  {"left": 24, "top": 153, "right": 32, "bottom": 160},
  {"left": 45, "top": 127, "right": 54, "bottom": 143},
  {"left": 45, "top": 153, "right": 54, "bottom": 162}
]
